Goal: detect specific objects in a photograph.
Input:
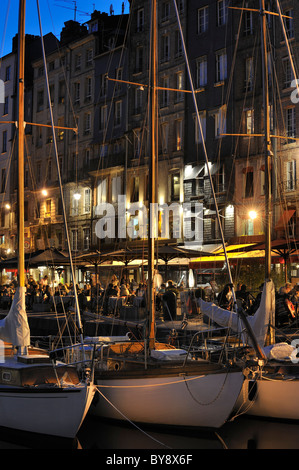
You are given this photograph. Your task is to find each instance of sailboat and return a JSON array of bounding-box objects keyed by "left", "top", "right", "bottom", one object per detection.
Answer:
[
  {"left": 0, "top": 0, "right": 96, "bottom": 438},
  {"left": 196, "top": 0, "right": 299, "bottom": 422},
  {"left": 85, "top": 0, "right": 262, "bottom": 431}
]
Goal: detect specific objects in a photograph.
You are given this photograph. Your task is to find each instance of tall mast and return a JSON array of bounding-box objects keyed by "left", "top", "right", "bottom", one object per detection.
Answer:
[
  {"left": 260, "top": 0, "right": 275, "bottom": 343},
  {"left": 148, "top": 0, "right": 157, "bottom": 350},
  {"left": 17, "top": 0, "right": 26, "bottom": 288},
  {"left": 260, "top": 0, "right": 272, "bottom": 281}
]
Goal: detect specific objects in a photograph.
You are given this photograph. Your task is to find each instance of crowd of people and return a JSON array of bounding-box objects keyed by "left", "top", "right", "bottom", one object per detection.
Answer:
[
  {"left": 0, "top": 273, "right": 182, "bottom": 318},
  {"left": 201, "top": 280, "right": 299, "bottom": 328},
  {"left": 1, "top": 272, "right": 299, "bottom": 328}
]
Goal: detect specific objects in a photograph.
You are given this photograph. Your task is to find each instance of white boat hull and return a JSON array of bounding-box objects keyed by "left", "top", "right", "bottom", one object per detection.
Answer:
[
  {"left": 91, "top": 370, "right": 244, "bottom": 429},
  {"left": 235, "top": 377, "right": 299, "bottom": 420},
  {"left": 0, "top": 383, "right": 96, "bottom": 438}
]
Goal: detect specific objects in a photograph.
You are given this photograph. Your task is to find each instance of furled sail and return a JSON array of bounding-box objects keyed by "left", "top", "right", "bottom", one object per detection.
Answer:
[
  {"left": 0, "top": 287, "right": 30, "bottom": 347},
  {"left": 197, "top": 279, "right": 275, "bottom": 347}
]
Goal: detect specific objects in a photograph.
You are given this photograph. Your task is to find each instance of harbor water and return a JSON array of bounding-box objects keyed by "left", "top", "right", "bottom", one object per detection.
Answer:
[{"left": 1, "top": 413, "right": 299, "bottom": 450}]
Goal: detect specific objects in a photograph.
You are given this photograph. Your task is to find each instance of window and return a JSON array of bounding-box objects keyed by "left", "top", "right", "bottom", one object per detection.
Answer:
[
  {"left": 197, "top": 6, "right": 209, "bottom": 34},
  {"left": 85, "top": 77, "right": 92, "bottom": 101},
  {"left": 36, "top": 162, "right": 41, "bottom": 182},
  {"left": 171, "top": 173, "right": 180, "bottom": 201},
  {"left": 100, "top": 74, "right": 107, "bottom": 96},
  {"left": 217, "top": 0, "right": 227, "bottom": 26},
  {"left": 37, "top": 90, "right": 44, "bottom": 112},
  {"left": 245, "top": 109, "right": 254, "bottom": 134},
  {"left": 85, "top": 148, "right": 90, "bottom": 167},
  {"left": 47, "top": 159, "right": 52, "bottom": 181},
  {"left": 97, "top": 179, "right": 107, "bottom": 204},
  {"left": 100, "top": 105, "right": 108, "bottom": 130},
  {"left": 245, "top": 219, "right": 254, "bottom": 236},
  {"left": 283, "top": 58, "right": 294, "bottom": 88},
  {"left": 212, "top": 165, "right": 225, "bottom": 193},
  {"left": 115, "top": 68, "right": 122, "bottom": 92},
  {"left": 3, "top": 96, "right": 8, "bottom": 115},
  {"left": 245, "top": 57, "right": 254, "bottom": 91},
  {"left": 135, "top": 47, "right": 143, "bottom": 73},
  {"left": 286, "top": 160, "right": 296, "bottom": 191},
  {"left": 244, "top": 3, "right": 253, "bottom": 35},
  {"left": 286, "top": 107, "right": 296, "bottom": 138},
  {"left": 74, "top": 82, "right": 80, "bottom": 104},
  {"left": 115, "top": 101, "right": 122, "bottom": 126},
  {"left": 215, "top": 50, "right": 227, "bottom": 82},
  {"left": 75, "top": 54, "right": 81, "bottom": 71},
  {"left": 175, "top": 119, "right": 183, "bottom": 150},
  {"left": 134, "top": 88, "right": 143, "bottom": 114},
  {"left": 84, "top": 113, "right": 91, "bottom": 134},
  {"left": 58, "top": 81, "right": 65, "bottom": 104},
  {"left": 112, "top": 176, "right": 122, "bottom": 203},
  {"left": 176, "top": 71, "right": 184, "bottom": 102},
  {"left": 175, "top": 31, "right": 182, "bottom": 58},
  {"left": 5, "top": 66, "right": 10, "bottom": 81},
  {"left": 196, "top": 56, "right": 207, "bottom": 88},
  {"left": 162, "top": 2, "right": 170, "bottom": 21},
  {"left": 71, "top": 229, "right": 78, "bottom": 251},
  {"left": 137, "top": 8, "right": 144, "bottom": 31},
  {"left": 161, "top": 76, "right": 169, "bottom": 107},
  {"left": 284, "top": 9, "right": 294, "bottom": 39},
  {"left": 86, "top": 49, "right": 93, "bottom": 67},
  {"left": 45, "top": 198, "right": 51, "bottom": 218},
  {"left": 195, "top": 112, "right": 206, "bottom": 143},
  {"left": 134, "top": 129, "right": 141, "bottom": 157},
  {"left": 57, "top": 117, "right": 64, "bottom": 141},
  {"left": 71, "top": 194, "right": 79, "bottom": 217},
  {"left": 131, "top": 176, "right": 139, "bottom": 202},
  {"left": 84, "top": 188, "right": 91, "bottom": 213},
  {"left": 161, "top": 122, "right": 169, "bottom": 153},
  {"left": 177, "top": 0, "right": 184, "bottom": 13},
  {"left": 244, "top": 170, "right": 254, "bottom": 198},
  {"left": 48, "top": 84, "right": 54, "bottom": 107},
  {"left": 83, "top": 228, "right": 90, "bottom": 250},
  {"left": 47, "top": 122, "right": 53, "bottom": 143},
  {"left": 214, "top": 106, "right": 226, "bottom": 137},
  {"left": 2, "top": 131, "right": 7, "bottom": 153},
  {"left": 1, "top": 169, "right": 6, "bottom": 193},
  {"left": 161, "top": 35, "right": 170, "bottom": 62}
]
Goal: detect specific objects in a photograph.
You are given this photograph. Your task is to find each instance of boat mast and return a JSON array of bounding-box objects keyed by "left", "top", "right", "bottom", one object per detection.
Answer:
[
  {"left": 148, "top": 0, "right": 157, "bottom": 351},
  {"left": 17, "top": 0, "right": 26, "bottom": 288},
  {"left": 35, "top": 0, "right": 84, "bottom": 342},
  {"left": 172, "top": 0, "right": 267, "bottom": 360},
  {"left": 260, "top": 0, "right": 272, "bottom": 281},
  {"left": 260, "top": 0, "right": 275, "bottom": 343}
]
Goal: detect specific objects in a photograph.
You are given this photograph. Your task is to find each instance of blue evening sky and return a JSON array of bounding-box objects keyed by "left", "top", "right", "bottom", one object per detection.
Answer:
[{"left": 0, "top": 0, "right": 130, "bottom": 57}]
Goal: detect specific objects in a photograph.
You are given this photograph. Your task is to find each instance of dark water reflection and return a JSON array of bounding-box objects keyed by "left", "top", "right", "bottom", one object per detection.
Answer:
[{"left": 1, "top": 414, "right": 299, "bottom": 450}]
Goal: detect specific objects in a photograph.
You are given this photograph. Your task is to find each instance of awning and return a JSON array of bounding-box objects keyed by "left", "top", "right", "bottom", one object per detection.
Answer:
[{"left": 275, "top": 210, "right": 295, "bottom": 230}]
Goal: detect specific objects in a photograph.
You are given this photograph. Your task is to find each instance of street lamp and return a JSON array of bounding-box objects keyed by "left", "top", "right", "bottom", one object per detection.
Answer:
[
  {"left": 249, "top": 210, "right": 257, "bottom": 220},
  {"left": 73, "top": 192, "right": 81, "bottom": 201}
]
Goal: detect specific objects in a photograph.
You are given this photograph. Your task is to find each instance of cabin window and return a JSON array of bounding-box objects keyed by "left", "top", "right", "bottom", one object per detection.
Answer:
[{"left": 2, "top": 372, "right": 11, "bottom": 382}]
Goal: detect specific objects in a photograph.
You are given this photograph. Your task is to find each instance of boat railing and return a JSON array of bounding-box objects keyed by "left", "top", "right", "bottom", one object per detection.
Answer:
[
  {"left": 49, "top": 342, "right": 97, "bottom": 380},
  {"left": 182, "top": 327, "right": 244, "bottom": 366}
]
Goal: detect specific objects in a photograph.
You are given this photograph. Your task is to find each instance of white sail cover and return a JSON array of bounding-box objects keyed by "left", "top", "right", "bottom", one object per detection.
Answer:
[
  {"left": 0, "top": 287, "right": 30, "bottom": 347},
  {"left": 197, "top": 279, "right": 275, "bottom": 347}
]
